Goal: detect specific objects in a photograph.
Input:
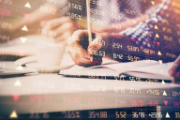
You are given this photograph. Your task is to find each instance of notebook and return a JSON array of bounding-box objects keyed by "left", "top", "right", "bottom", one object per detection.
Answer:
[{"left": 60, "top": 60, "right": 173, "bottom": 80}]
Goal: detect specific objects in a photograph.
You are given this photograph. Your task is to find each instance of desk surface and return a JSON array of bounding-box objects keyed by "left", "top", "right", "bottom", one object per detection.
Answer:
[{"left": 0, "top": 62, "right": 180, "bottom": 116}]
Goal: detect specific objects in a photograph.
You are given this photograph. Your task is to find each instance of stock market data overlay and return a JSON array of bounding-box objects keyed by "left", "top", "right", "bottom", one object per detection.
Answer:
[{"left": 0, "top": 0, "right": 180, "bottom": 120}]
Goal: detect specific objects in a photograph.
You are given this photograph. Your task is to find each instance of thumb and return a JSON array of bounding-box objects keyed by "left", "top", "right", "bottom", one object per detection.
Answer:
[{"left": 88, "top": 37, "right": 106, "bottom": 55}]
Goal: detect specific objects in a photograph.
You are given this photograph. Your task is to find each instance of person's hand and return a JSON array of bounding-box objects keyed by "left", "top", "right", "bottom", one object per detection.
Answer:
[
  {"left": 169, "top": 55, "right": 180, "bottom": 84},
  {"left": 41, "top": 17, "right": 74, "bottom": 43},
  {"left": 67, "top": 30, "right": 109, "bottom": 66}
]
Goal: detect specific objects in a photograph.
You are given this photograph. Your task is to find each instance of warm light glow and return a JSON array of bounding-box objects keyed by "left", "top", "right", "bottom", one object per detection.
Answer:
[
  {"left": 156, "top": 33, "right": 159, "bottom": 38},
  {"left": 16, "top": 65, "right": 23, "bottom": 70},
  {"left": 24, "top": 2, "right": 31, "bottom": 8},
  {"left": 20, "top": 37, "right": 27, "bottom": 43},
  {"left": 166, "top": 112, "right": 170, "bottom": 118},
  {"left": 21, "top": 26, "right": 28, "bottom": 31},
  {"left": 158, "top": 51, "right": 162, "bottom": 56},
  {"left": 158, "top": 60, "right": 162, "bottom": 64},
  {"left": 163, "top": 90, "right": 167, "bottom": 96},
  {"left": 10, "top": 111, "right": 18, "bottom": 118},
  {"left": 154, "top": 25, "right": 158, "bottom": 29},
  {"left": 151, "top": 1, "right": 155, "bottom": 5}
]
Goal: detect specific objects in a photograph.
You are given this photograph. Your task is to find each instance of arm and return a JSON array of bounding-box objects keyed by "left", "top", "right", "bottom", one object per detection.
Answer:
[
  {"left": 97, "top": 14, "right": 149, "bottom": 33},
  {"left": 10, "top": 2, "right": 61, "bottom": 39}
]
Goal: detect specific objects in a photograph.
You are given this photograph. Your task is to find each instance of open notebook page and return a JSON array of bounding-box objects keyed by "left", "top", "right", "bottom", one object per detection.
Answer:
[
  {"left": 60, "top": 60, "right": 166, "bottom": 78},
  {"left": 122, "top": 62, "right": 173, "bottom": 80}
]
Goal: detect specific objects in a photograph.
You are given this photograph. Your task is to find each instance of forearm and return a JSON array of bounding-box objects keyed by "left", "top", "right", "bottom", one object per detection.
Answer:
[
  {"left": 11, "top": 2, "right": 60, "bottom": 33},
  {"left": 98, "top": 15, "right": 149, "bottom": 33}
]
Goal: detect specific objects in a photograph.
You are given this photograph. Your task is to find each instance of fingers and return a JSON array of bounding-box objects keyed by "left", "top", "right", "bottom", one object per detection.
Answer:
[
  {"left": 73, "top": 57, "right": 91, "bottom": 66},
  {"left": 172, "top": 73, "right": 180, "bottom": 84},
  {"left": 67, "top": 30, "right": 93, "bottom": 66},
  {"left": 67, "top": 30, "right": 89, "bottom": 47},
  {"left": 41, "top": 17, "right": 74, "bottom": 42},
  {"left": 67, "top": 30, "right": 91, "bottom": 49},
  {"left": 68, "top": 30, "right": 109, "bottom": 66},
  {"left": 172, "top": 69, "right": 180, "bottom": 84},
  {"left": 69, "top": 30, "right": 89, "bottom": 42},
  {"left": 68, "top": 40, "right": 91, "bottom": 66},
  {"left": 169, "top": 55, "right": 180, "bottom": 84},
  {"left": 88, "top": 33, "right": 109, "bottom": 55},
  {"left": 88, "top": 38, "right": 103, "bottom": 55},
  {"left": 169, "top": 55, "right": 180, "bottom": 77}
]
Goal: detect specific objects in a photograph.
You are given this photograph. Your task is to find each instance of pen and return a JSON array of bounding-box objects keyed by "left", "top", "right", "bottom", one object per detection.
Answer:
[{"left": 86, "top": 0, "right": 94, "bottom": 62}]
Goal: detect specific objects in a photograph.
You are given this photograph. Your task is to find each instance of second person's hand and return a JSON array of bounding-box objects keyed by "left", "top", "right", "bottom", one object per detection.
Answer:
[
  {"left": 41, "top": 17, "right": 74, "bottom": 43},
  {"left": 169, "top": 55, "right": 180, "bottom": 84}
]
